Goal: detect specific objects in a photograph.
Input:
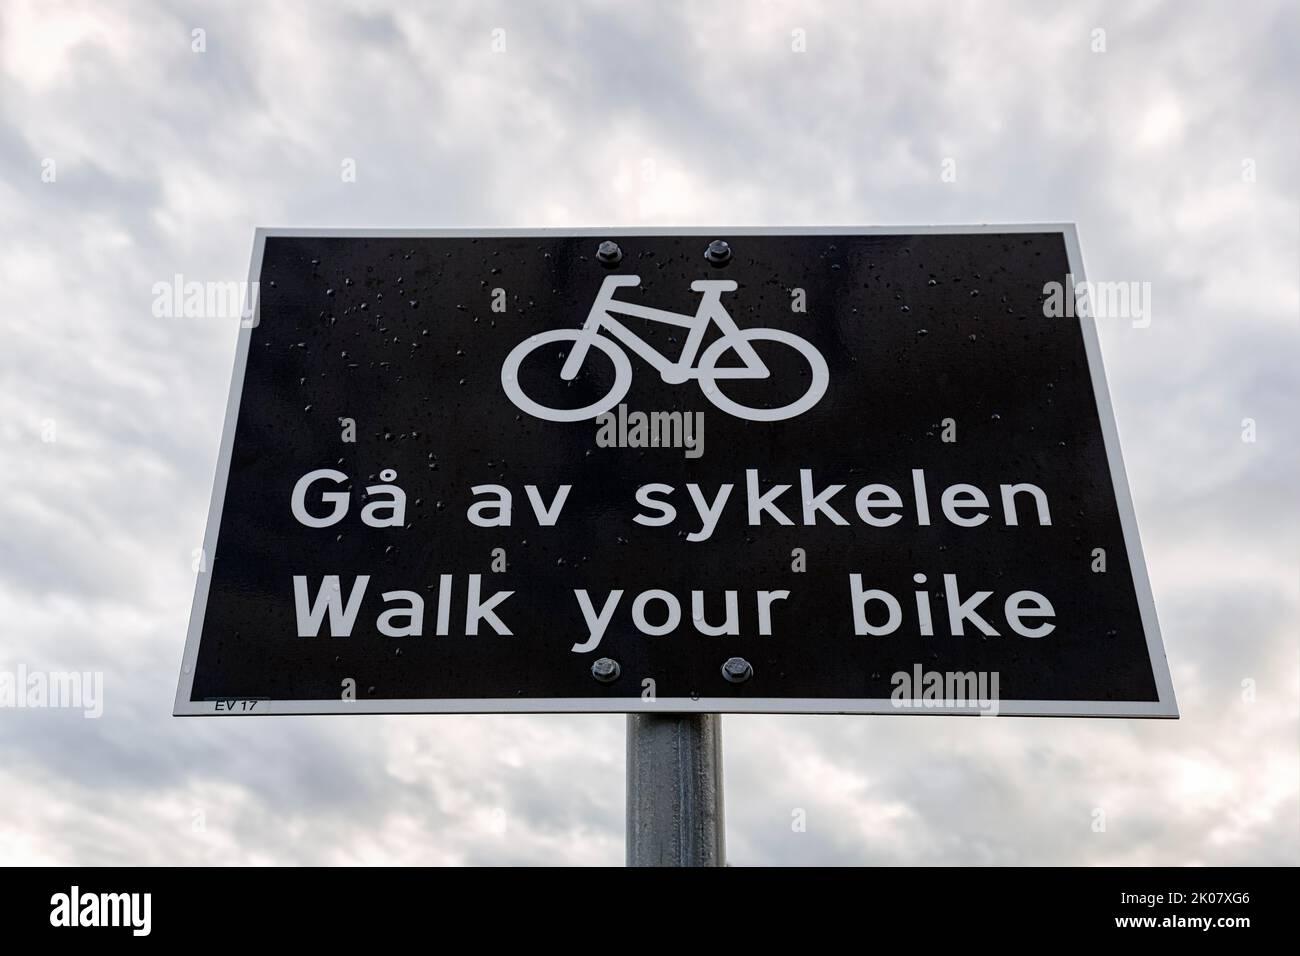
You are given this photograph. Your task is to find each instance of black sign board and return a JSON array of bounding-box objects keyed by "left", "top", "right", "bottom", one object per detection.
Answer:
[{"left": 175, "top": 227, "right": 1176, "bottom": 717}]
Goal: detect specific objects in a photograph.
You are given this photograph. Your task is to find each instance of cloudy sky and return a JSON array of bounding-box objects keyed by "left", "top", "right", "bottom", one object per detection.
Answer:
[{"left": 0, "top": 0, "right": 1296, "bottom": 865}]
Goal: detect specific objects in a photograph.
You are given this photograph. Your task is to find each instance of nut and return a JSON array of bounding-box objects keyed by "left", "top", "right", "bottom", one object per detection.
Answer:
[
  {"left": 704, "top": 239, "right": 732, "bottom": 266},
  {"left": 596, "top": 240, "right": 623, "bottom": 266},
  {"left": 591, "top": 657, "right": 621, "bottom": 683},
  {"left": 721, "top": 656, "right": 752, "bottom": 683}
]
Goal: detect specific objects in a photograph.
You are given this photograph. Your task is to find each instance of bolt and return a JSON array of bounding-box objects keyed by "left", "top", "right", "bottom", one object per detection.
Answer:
[
  {"left": 596, "top": 240, "right": 623, "bottom": 267},
  {"left": 721, "top": 656, "right": 753, "bottom": 684},
  {"left": 591, "top": 657, "right": 621, "bottom": 683},
  {"left": 704, "top": 239, "right": 732, "bottom": 266}
]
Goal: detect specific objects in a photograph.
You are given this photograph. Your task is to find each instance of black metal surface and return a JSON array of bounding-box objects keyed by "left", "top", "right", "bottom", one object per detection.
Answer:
[{"left": 188, "top": 232, "right": 1159, "bottom": 706}]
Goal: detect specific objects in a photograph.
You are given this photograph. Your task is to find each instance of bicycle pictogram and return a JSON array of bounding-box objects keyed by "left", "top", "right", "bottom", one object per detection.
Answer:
[{"left": 501, "top": 275, "right": 829, "bottom": 422}]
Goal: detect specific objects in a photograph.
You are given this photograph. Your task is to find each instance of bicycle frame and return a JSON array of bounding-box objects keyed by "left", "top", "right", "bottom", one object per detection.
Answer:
[{"left": 560, "top": 276, "right": 768, "bottom": 386}]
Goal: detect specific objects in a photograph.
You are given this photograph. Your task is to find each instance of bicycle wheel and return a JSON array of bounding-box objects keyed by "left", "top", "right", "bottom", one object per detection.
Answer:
[
  {"left": 696, "top": 328, "right": 829, "bottom": 422},
  {"left": 500, "top": 329, "right": 632, "bottom": 422}
]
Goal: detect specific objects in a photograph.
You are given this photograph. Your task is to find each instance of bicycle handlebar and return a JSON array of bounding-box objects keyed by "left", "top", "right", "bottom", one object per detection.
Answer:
[{"left": 691, "top": 279, "right": 739, "bottom": 293}]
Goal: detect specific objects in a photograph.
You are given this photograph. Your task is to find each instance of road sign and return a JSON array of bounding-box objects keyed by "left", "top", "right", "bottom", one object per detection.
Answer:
[{"left": 174, "top": 226, "right": 1177, "bottom": 717}]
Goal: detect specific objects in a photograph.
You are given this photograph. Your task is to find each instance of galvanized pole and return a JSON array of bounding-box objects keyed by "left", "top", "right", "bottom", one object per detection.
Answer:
[{"left": 626, "top": 713, "right": 725, "bottom": 866}]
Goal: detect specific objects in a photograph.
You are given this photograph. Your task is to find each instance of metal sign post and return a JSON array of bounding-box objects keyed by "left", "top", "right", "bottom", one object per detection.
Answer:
[{"left": 626, "top": 713, "right": 725, "bottom": 866}]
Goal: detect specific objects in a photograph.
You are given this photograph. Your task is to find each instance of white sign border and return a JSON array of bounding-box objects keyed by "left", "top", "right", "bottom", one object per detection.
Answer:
[{"left": 173, "top": 224, "right": 1179, "bottom": 719}]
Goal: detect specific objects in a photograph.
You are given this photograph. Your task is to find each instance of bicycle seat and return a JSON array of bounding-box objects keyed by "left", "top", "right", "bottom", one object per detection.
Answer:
[{"left": 691, "top": 279, "right": 738, "bottom": 293}]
